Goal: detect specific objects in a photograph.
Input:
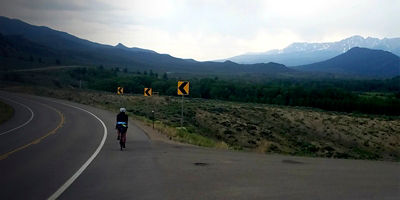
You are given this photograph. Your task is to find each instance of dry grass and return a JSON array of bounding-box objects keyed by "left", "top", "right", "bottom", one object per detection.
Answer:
[{"left": 195, "top": 102, "right": 400, "bottom": 160}]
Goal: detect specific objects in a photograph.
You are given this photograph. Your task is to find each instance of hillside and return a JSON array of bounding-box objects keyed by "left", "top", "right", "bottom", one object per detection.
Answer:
[
  {"left": 0, "top": 33, "right": 60, "bottom": 69},
  {"left": 295, "top": 47, "right": 400, "bottom": 78}
]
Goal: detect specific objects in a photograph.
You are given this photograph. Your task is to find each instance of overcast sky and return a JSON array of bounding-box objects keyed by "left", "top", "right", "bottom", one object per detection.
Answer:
[{"left": 0, "top": 0, "right": 399, "bottom": 61}]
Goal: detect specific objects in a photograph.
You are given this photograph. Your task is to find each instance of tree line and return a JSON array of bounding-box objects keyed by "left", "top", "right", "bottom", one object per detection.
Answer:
[{"left": 70, "top": 67, "right": 400, "bottom": 116}]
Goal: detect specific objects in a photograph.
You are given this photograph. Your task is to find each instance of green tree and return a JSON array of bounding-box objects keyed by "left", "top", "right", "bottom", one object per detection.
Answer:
[{"left": 162, "top": 72, "right": 168, "bottom": 80}]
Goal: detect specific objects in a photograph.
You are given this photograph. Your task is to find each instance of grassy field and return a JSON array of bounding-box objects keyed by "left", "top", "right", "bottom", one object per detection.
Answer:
[
  {"left": 2, "top": 85, "right": 399, "bottom": 161},
  {"left": 0, "top": 100, "right": 14, "bottom": 124}
]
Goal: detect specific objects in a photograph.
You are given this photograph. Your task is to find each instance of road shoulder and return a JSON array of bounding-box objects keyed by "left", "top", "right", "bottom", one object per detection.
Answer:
[{"left": 0, "top": 100, "right": 14, "bottom": 125}]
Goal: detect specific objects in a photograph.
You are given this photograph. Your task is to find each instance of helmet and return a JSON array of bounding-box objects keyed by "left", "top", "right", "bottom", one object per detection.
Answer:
[{"left": 120, "top": 108, "right": 126, "bottom": 113}]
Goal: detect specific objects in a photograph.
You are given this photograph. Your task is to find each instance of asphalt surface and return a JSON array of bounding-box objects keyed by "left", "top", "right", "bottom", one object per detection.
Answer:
[{"left": 0, "top": 91, "right": 399, "bottom": 200}]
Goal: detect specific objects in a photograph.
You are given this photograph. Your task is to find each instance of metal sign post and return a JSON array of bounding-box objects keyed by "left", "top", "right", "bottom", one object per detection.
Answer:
[
  {"left": 117, "top": 87, "right": 126, "bottom": 117},
  {"left": 152, "top": 92, "right": 160, "bottom": 129},
  {"left": 152, "top": 110, "right": 155, "bottom": 129},
  {"left": 177, "top": 81, "right": 189, "bottom": 128},
  {"left": 144, "top": 88, "right": 155, "bottom": 129},
  {"left": 181, "top": 95, "right": 184, "bottom": 128}
]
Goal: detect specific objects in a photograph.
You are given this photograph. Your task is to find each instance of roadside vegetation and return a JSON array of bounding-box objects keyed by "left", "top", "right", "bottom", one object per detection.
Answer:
[
  {"left": 1, "top": 66, "right": 400, "bottom": 116},
  {"left": 1, "top": 66, "right": 399, "bottom": 161},
  {"left": 0, "top": 100, "right": 13, "bottom": 124},
  {"left": 2, "top": 85, "right": 399, "bottom": 161}
]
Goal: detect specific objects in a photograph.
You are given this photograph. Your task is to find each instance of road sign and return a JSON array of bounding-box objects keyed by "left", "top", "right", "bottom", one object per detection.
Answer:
[
  {"left": 144, "top": 88, "right": 152, "bottom": 96},
  {"left": 117, "top": 87, "right": 124, "bottom": 95},
  {"left": 178, "top": 81, "right": 189, "bottom": 95}
]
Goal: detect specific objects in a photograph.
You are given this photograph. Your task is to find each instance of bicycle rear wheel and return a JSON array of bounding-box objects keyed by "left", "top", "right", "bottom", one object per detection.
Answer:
[{"left": 120, "top": 132, "right": 126, "bottom": 150}]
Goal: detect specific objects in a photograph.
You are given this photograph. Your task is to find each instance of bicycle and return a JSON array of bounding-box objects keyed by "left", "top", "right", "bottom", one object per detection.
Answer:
[
  {"left": 116, "top": 122, "right": 127, "bottom": 151},
  {"left": 119, "top": 131, "right": 126, "bottom": 151}
]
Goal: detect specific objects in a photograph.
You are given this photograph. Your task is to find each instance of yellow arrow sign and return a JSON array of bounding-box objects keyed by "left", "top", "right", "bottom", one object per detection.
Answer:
[
  {"left": 117, "top": 87, "right": 124, "bottom": 95},
  {"left": 178, "top": 81, "right": 189, "bottom": 95},
  {"left": 144, "top": 88, "right": 152, "bottom": 96}
]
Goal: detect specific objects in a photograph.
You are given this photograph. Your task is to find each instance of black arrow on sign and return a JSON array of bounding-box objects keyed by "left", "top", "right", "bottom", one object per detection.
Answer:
[
  {"left": 179, "top": 82, "right": 188, "bottom": 95},
  {"left": 145, "top": 88, "right": 151, "bottom": 96}
]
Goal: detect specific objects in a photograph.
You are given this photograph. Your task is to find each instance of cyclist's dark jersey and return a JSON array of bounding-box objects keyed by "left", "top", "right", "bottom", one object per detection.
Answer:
[{"left": 116, "top": 112, "right": 128, "bottom": 133}]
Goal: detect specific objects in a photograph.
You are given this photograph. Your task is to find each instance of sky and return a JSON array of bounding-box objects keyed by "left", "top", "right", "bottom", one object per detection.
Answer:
[{"left": 0, "top": 0, "right": 399, "bottom": 61}]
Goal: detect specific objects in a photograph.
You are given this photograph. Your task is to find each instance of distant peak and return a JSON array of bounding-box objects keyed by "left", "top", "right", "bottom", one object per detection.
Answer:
[
  {"left": 115, "top": 43, "right": 127, "bottom": 48},
  {"left": 223, "top": 60, "right": 237, "bottom": 64},
  {"left": 345, "top": 47, "right": 394, "bottom": 55},
  {"left": 346, "top": 47, "right": 363, "bottom": 52},
  {"left": 342, "top": 35, "right": 364, "bottom": 41},
  {"left": 349, "top": 35, "right": 364, "bottom": 39}
]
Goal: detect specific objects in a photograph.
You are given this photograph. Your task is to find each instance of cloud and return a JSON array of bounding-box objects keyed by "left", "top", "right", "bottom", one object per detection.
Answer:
[
  {"left": 16, "top": 0, "right": 115, "bottom": 11},
  {"left": 0, "top": 0, "right": 399, "bottom": 60}
]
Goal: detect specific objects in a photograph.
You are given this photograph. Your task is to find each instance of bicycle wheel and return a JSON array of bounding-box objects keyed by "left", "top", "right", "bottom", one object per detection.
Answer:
[{"left": 122, "top": 132, "right": 126, "bottom": 149}]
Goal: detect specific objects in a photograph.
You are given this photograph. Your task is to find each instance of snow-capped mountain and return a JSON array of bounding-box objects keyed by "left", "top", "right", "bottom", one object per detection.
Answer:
[{"left": 224, "top": 36, "right": 400, "bottom": 66}]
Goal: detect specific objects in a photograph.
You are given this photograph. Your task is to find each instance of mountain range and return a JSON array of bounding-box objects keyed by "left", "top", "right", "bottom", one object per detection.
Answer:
[
  {"left": 0, "top": 16, "right": 399, "bottom": 78},
  {"left": 0, "top": 16, "right": 292, "bottom": 76},
  {"left": 224, "top": 36, "right": 400, "bottom": 66}
]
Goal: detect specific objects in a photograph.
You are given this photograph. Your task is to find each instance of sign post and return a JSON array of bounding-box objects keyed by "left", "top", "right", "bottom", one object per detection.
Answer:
[
  {"left": 144, "top": 88, "right": 154, "bottom": 128},
  {"left": 181, "top": 95, "right": 183, "bottom": 128},
  {"left": 177, "top": 81, "right": 189, "bottom": 128},
  {"left": 117, "top": 87, "right": 125, "bottom": 116},
  {"left": 152, "top": 110, "right": 155, "bottom": 129}
]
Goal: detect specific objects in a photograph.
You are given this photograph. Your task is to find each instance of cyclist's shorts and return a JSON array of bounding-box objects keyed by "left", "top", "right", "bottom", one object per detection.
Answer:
[{"left": 117, "top": 126, "right": 128, "bottom": 134}]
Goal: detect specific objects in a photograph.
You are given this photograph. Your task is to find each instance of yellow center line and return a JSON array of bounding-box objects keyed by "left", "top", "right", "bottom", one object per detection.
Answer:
[{"left": 0, "top": 101, "right": 65, "bottom": 161}]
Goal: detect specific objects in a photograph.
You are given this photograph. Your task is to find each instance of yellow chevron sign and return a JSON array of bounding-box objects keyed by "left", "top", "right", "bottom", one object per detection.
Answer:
[
  {"left": 117, "top": 87, "right": 124, "bottom": 95},
  {"left": 144, "top": 88, "right": 152, "bottom": 96},
  {"left": 177, "top": 81, "right": 189, "bottom": 95}
]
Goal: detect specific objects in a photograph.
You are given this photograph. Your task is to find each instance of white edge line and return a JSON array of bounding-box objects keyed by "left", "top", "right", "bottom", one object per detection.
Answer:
[
  {"left": 47, "top": 101, "right": 107, "bottom": 200},
  {"left": 0, "top": 96, "right": 34, "bottom": 136}
]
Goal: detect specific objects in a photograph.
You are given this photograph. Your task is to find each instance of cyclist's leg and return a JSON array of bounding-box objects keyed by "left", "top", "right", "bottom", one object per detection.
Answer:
[
  {"left": 119, "top": 133, "right": 123, "bottom": 151},
  {"left": 121, "top": 132, "right": 127, "bottom": 148},
  {"left": 117, "top": 129, "right": 121, "bottom": 140}
]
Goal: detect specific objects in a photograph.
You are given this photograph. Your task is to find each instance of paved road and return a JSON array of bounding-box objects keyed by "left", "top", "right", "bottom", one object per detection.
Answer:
[{"left": 0, "top": 92, "right": 399, "bottom": 200}]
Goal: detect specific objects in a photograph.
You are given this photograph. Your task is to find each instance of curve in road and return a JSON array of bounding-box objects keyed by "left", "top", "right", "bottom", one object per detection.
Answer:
[
  {"left": 0, "top": 100, "right": 64, "bottom": 160},
  {"left": 47, "top": 100, "right": 107, "bottom": 200},
  {"left": 0, "top": 92, "right": 106, "bottom": 200}
]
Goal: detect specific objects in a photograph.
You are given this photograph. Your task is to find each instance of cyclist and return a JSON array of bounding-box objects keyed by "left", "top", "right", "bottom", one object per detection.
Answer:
[{"left": 116, "top": 107, "right": 128, "bottom": 150}]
